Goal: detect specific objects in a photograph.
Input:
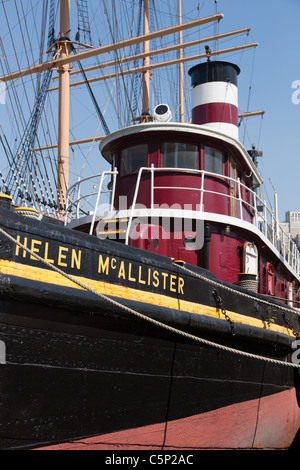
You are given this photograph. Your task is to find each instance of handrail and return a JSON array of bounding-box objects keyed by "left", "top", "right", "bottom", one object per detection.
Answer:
[
  {"left": 65, "top": 166, "right": 300, "bottom": 277},
  {"left": 64, "top": 169, "right": 118, "bottom": 227},
  {"left": 125, "top": 167, "right": 148, "bottom": 245},
  {"left": 126, "top": 167, "right": 300, "bottom": 276}
]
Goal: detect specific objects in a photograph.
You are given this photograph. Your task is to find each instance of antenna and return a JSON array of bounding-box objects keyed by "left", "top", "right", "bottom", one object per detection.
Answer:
[{"left": 205, "top": 45, "right": 212, "bottom": 61}]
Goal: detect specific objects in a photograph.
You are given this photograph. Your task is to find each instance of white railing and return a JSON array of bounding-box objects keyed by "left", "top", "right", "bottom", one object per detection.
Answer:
[
  {"left": 64, "top": 169, "right": 118, "bottom": 233},
  {"left": 65, "top": 166, "right": 300, "bottom": 277}
]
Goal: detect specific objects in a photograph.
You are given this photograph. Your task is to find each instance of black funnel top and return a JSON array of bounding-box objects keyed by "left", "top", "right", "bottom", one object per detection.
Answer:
[{"left": 188, "top": 61, "right": 240, "bottom": 87}]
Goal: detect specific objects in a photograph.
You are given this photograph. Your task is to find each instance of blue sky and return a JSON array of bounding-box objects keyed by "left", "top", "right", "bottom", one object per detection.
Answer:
[
  {"left": 92, "top": 0, "right": 300, "bottom": 222},
  {"left": 207, "top": 0, "right": 300, "bottom": 221},
  {"left": 90, "top": 0, "right": 300, "bottom": 221}
]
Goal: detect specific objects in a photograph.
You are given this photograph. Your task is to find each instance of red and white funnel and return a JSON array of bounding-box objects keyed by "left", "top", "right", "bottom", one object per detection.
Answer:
[{"left": 188, "top": 61, "right": 240, "bottom": 139}]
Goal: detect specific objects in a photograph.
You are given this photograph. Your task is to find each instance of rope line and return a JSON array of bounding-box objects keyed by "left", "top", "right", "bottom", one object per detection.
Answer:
[
  {"left": 0, "top": 225, "right": 299, "bottom": 369},
  {"left": 174, "top": 262, "right": 300, "bottom": 316}
]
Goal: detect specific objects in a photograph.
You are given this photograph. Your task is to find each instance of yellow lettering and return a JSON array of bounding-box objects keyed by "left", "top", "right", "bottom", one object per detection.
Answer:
[
  {"left": 44, "top": 242, "right": 54, "bottom": 264},
  {"left": 98, "top": 255, "right": 109, "bottom": 275},
  {"left": 152, "top": 270, "right": 159, "bottom": 287},
  {"left": 161, "top": 272, "right": 168, "bottom": 290},
  {"left": 111, "top": 258, "right": 117, "bottom": 269},
  {"left": 71, "top": 249, "right": 81, "bottom": 269},
  {"left": 170, "top": 275, "right": 177, "bottom": 292},
  {"left": 118, "top": 261, "right": 126, "bottom": 279},
  {"left": 128, "top": 263, "right": 136, "bottom": 282},
  {"left": 15, "top": 235, "right": 21, "bottom": 256},
  {"left": 30, "top": 239, "right": 42, "bottom": 260},
  {"left": 178, "top": 277, "right": 184, "bottom": 295},
  {"left": 148, "top": 267, "right": 151, "bottom": 285},
  {"left": 58, "top": 246, "right": 68, "bottom": 267},
  {"left": 138, "top": 265, "right": 146, "bottom": 284},
  {"left": 22, "top": 237, "right": 28, "bottom": 258}
]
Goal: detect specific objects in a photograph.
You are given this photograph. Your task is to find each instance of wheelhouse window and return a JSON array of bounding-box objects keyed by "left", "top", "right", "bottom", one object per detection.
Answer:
[
  {"left": 162, "top": 142, "right": 198, "bottom": 169},
  {"left": 120, "top": 144, "right": 148, "bottom": 176},
  {"left": 204, "top": 147, "right": 224, "bottom": 175}
]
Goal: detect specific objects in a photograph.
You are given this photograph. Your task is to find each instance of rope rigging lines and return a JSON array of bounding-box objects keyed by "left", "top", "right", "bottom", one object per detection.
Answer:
[
  {"left": 0, "top": 1, "right": 259, "bottom": 219},
  {"left": 0, "top": 0, "right": 123, "bottom": 216},
  {"left": 0, "top": 0, "right": 59, "bottom": 215}
]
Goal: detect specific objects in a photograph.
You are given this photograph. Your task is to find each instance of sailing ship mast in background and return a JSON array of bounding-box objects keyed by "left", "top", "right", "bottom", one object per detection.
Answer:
[
  {"left": 54, "top": 0, "right": 230, "bottom": 214},
  {"left": 178, "top": 0, "right": 184, "bottom": 123},
  {"left": 0, "top": 0, "right": 259, "bottom": 219},
  {"left": 141, "top": 0, "right": 150, "bottom": 122},
  {"left": 57, "top": 0, "right": 71, "bottom": 216}
]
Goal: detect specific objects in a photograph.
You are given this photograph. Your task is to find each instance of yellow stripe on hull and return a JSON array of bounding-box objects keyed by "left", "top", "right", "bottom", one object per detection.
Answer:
[{"left": 0, "top": 259, "right": 293, "bottom": 338}]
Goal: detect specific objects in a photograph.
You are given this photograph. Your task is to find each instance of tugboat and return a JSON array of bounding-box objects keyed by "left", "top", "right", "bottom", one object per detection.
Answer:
[{"left": 0, "top": 0, "right": 300, "bottom": 451}]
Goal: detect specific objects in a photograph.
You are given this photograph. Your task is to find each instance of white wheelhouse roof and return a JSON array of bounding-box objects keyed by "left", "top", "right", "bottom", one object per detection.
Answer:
[{"left": 100, "top": 121, "right": 263, "bottom": 188}]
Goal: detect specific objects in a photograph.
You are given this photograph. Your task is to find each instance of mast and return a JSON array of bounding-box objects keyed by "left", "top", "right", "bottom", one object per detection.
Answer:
[
  {"left": 178, "top": 0, "right": 184, "bottom": 122},
  {"left": 142, "top": 0, "right": 150, "bottom": 122},
  {"left": 57, "top": 0, "right": 71, "bottom": 216},
  {"left": 50, "top": 42, "right": 258, "bottom": 91},
  {"left": 0, "top": 14, "right": 225, "bottom": 83}
]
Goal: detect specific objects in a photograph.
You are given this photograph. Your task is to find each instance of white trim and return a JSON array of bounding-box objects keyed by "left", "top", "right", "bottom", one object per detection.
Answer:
[
  {"left": 94, "top": 207, "right": 300, "bottom": 282},
  {"left": 66, "top": 164, "right": 299, "bottom": 281},
  {"left": 244, "top": 242, "right": 258, "bottom": 275},
  {"left": 191, "top": 81, "right": 238, "bottom": 107},
  {"left": 199, "top": 122, "right": 238, "bottom": 140},
  {"left": 99, "top": 122, "right": 262, "bottom": 187}
]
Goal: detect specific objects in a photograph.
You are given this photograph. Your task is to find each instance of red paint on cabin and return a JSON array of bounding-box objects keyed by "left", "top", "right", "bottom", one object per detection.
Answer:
[
  {"left": 95, "top": 123, "right": 300, "bottom": 307},
  {"left": 112, "top": 133, "right": 254, "bottom": 217},
  {"left": 107, "top": 130, "right": 257, "bottom": 285},
  {"left": 94, "top": 61, "right": 300, "bottom": 306}
]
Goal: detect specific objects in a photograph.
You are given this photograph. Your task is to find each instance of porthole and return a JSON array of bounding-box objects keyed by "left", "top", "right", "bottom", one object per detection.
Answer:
[
  {"left": 184, "top": 236, "right": 196, "bottom": 250},
  {"left": 152, "top": 238, "right": 159, "bottom": 250}
]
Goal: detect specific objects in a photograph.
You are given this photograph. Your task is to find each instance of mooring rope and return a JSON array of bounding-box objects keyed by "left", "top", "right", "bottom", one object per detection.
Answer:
[
  {"left": 173, "top": 262, "right": 300, "bottom": 316},
  {"left": 0, "top": 225, "right": 299, "bottom": 369}
]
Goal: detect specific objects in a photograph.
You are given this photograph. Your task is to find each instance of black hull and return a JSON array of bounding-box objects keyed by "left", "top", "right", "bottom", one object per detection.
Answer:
[{"left": 0, "top": 207, "right": 300, "bottom": 450}]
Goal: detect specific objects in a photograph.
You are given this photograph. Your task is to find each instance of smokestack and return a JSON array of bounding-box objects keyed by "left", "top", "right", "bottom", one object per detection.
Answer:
[{"left": 188, "top": 61, "right": 240, "bottom": 139}]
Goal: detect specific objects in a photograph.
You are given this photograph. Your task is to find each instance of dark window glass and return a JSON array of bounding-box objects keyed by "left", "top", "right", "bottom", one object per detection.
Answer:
[
  {"left": 204, "top": 147, "right": 224, "bottom": 174},
  {"left": 162, "top": 142, "right": 198, "bottom": 169},
  {"left": 120, "top": 144, "right": 148, "bottom": 176}
]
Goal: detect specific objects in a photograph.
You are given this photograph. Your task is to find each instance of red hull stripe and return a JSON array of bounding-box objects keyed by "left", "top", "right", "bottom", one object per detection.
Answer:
[
  {"left": 34, "top": 388, "right": 300, "bottom": 450},
  {"left": 192, "top": 102, "right": 238, "bottom": 126}
]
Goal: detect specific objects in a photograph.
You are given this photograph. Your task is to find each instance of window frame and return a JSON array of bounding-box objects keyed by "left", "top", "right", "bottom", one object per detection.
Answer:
[
  {"left": 204, "top": 145, "right": 225, "bottom": 176},
  {"left": 159, "top": 140, "right": 200, "bottom": 170},
  {"left": 119, "top": 143, "right": 149, "bottom": 176}
]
